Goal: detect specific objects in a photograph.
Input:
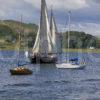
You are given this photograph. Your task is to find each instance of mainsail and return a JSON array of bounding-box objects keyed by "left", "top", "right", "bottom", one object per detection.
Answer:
[
  {"left": 50, "top": 9, "right": 62, "bottom": 54},
  {"left": 32, "top": 0, "right": 53, "bottom": 54}
]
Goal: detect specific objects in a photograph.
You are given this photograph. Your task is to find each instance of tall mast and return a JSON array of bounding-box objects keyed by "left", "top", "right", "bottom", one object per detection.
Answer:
[
  {"left": 50, "top": 7, "right": 53, "bottom": 52},
  {"left": 17, "top": 15, "right": 23, "bottom": 66},
  {"left": 67, "top": 11, "right": 71, "bottom": 63},
  {"left": 50, "top": 7, "right": 53, "bottom": 36}
]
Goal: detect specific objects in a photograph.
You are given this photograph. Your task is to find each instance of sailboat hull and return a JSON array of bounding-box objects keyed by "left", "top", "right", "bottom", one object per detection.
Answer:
[
  {"left": 29, "top": 55, "right": 57, "bottom": 64},
  {"left": 56, "top": 63, "right": 85, "bottom": 69}
]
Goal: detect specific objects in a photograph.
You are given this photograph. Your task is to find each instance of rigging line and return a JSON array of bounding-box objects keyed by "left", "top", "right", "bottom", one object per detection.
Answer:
[
  {"left": 17, "top": 14, "right": 23, "bottom": 67},
  {"left": 67, "top": 11, "right": 71, "bottom": 63}
]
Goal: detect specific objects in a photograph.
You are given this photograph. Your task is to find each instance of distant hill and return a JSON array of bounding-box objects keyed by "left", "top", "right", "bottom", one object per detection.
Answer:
[
  {"left": 62, "top": 31, "right": 100, "bottom": 49},
  {"left": 0, "top": 24, "right": 16, "bottom": 40},
  {"left": 0, "top": 20, "right": 99, "bottom": 49},
  {"left": 0, "top": 20, "right": 38, "bottom": 49},
  {"left": 96, "top": 37, "right": 100, "bottom": 48}
]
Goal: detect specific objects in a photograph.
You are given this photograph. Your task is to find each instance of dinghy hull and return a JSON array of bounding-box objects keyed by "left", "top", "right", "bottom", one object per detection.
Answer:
[{"left": 10, "top": 68, "right": 33, "bottom": 75}]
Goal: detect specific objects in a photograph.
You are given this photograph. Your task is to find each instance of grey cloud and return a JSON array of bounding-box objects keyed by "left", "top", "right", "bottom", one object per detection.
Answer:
[
  {"left": 0, "top": 0, "right": 99, "bottom": 36},
  {"left": 0, "top": 0, "right": 34, "bottom": 22}
]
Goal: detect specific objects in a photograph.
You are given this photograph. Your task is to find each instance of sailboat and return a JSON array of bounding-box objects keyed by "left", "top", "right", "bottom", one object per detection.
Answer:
[
  {"left": 56, "top": 11, "right": 86, "bottom": 69},
  {"left": 10, "top": 16, "right": 33, "bottom": 75},
  {"left": 29, "top": 0, "right": 57, "bottom": 63}
]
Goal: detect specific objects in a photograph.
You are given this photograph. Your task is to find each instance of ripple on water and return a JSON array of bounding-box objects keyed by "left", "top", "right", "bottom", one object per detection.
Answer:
[
  {"left": 81, "top": 78, "right": 100, "bottom": 82},
  {"left": 44, "top": 80, "right": 71, "bottom": 84},
  {"left": 4, "top": 83, "right": 34, "bottom": 88},
  {"left": 0, "top": 52, "right": 100, "bottom": 100}
]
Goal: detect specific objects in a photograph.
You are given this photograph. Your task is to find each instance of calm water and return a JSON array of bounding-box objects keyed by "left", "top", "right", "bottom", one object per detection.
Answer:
[{"left": 0, "top": 51, "right": 100, "bottom": 100}]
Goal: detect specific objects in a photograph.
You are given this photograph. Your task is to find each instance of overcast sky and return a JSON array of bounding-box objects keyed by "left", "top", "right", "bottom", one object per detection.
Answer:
[{"left": 0, "top": 0, "right": 100, "bottom": 36}]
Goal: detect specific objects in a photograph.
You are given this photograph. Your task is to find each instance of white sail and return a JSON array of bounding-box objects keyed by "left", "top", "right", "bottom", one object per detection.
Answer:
[
  {"left": 39, "top": 0, "right": 53, "bottom": 54},
  {"left": 50, "top": 9, "right": 61, "bottom": 54},
  {"left": 32, "top": 0, "right": 53, "bottom": 54},
  {"left": 32, "top": 27, "right": 40, "bottom": 54}
]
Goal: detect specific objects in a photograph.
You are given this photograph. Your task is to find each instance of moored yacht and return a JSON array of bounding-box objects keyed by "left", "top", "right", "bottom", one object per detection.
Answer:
[
  {"left": 56, "top": 11, "right": 86, "bottom": 69},
  {"left": 29, "top": 0, "right": 59, "bottom": 64}
]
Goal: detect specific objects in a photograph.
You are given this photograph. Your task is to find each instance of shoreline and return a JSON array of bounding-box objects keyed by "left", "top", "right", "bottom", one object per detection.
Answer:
[
  {"left": 63, "top": 48, "right": 100, "bottom": 53},
  {"left": 0, "top": 48, "right": 100, "bottom": 53}
]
